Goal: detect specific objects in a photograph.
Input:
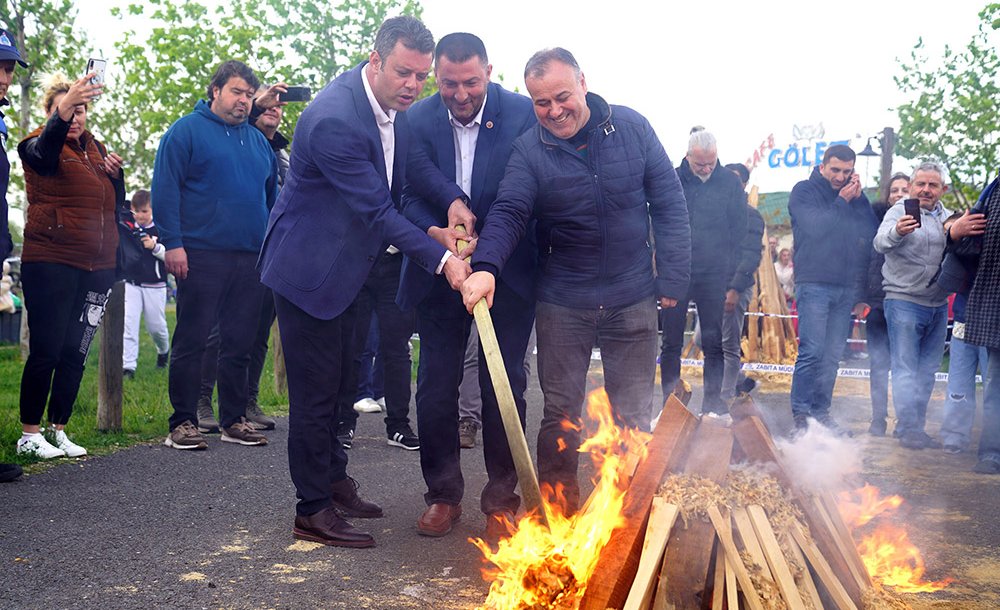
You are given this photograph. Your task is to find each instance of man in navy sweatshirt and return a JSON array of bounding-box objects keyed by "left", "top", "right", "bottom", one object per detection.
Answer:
[
  {"left": 152, "top": 60, "right": 278, "bottom": 451},
  {"left": 788, "top": 144, "right": 875, "bottom": 434}
]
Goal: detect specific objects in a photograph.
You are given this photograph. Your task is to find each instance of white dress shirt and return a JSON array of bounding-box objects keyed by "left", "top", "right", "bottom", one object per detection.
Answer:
[{"left": 449, "top": 90, "right": 487, "bottom": 198}]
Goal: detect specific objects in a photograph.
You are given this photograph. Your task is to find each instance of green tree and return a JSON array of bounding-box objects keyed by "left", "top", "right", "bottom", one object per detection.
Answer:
[
  {"left": 895, "top": 3, "right": 999, "bottom": 207},
  {"left": 103, "top": 0, "right": 426, "bottom": 190},
  {"left": 0, "top": 0, "right": 91, "bottom": 207}
]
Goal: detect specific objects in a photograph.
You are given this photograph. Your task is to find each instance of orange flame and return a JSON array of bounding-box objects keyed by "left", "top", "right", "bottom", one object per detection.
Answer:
[
  {"left": 472, "top": 388, "right": 650, "bottom": 609},
  {"left": 837, "top": 484, "right": 952, "bottom": 593}
]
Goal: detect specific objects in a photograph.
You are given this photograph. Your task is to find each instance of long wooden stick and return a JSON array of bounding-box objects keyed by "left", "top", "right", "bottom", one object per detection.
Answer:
[
  {"left": 707, "top": 505, "right": 767, "bottom": 610},
  {"left": 458, "top": 228, "right": 547, "bottom": 524},
  {"left": 623, "top": 498, "right": 678, "bottom": 610}
]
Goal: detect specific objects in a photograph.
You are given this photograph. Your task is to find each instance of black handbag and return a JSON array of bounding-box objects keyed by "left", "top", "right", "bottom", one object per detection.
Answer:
[{"left": 934, "top": 197, "right": 988, "bottom": 293}]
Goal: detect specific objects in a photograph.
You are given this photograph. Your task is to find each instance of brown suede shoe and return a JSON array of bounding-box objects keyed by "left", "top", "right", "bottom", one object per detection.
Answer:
[
  {"left": 417, "top": 503, "right": 462, "bottom": 537},
  {"left": 485, "top": 510, "right": 516, "bottom": 542},
  {"left": 330, "top": 477, "right": 383, "bottom": 518},
  {"left": 293, "top": 507, "right": 375, "bottom": 548}
]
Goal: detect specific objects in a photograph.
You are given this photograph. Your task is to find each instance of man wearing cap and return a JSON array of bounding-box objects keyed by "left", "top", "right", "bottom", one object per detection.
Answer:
[{"left": 0, "top": 28, "right": 27, "bottom": 482}]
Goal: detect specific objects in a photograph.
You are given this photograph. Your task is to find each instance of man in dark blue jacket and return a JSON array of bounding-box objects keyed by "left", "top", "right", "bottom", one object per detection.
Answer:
[
  {"left": 462, "top": 48, "right": 690, "bottom": 513},
  {"left": 788, "top": 144, "right": 875, "bottom": 433},
  {"left": 659, "top": 129, "right": 747, "bottom": 415},
  {"left": 397, "top": 33, "right": 537, "bottom": 538},
  {"left": 258, "top": 16, "right": 471, "bottom": 549},
  {"left": 153, "top": 60, "right": 277, "bottom": 451}
]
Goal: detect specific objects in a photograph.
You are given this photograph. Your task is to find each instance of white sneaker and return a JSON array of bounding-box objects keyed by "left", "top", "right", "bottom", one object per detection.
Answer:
[
  {"left": 53, "top": 430, "right": 88, "bottom": 457},
  {"left": 376, "top": 396, "right": 386, "bottom": 409},
  {"left": 353, "top": 397, "right": 382, "bottom": 413},
  {"left": 16, "top": 433, "right": 66, "bottom": 459}
]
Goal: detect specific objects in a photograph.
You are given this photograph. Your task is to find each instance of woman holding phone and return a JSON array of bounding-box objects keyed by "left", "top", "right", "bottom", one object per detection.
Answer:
[{"left": 15, "top": 71, "right": 125, "bottom": 459}]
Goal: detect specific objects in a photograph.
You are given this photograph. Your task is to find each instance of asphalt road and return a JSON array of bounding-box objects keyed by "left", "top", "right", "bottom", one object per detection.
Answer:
[{"left": 1, "top": 362, "right": 996, "bottom": 609}]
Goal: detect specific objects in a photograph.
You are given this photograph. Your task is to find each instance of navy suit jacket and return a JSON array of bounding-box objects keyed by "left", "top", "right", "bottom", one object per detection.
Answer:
[
  {"left": 258, "top": 63, "right": 464, "bottom": 320},
  {"left": 397, "top": 82, "right": 537, "bottom": 311}
]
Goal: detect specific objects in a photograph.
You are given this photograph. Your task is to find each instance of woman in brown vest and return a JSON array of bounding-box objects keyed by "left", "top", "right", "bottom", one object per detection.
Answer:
[{"left": 15, "top": 72, "right": 125, "bottom": 459}]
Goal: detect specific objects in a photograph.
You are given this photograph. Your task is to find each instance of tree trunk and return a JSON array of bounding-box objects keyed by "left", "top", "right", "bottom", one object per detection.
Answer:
[
  {"left": 97, "top": 281, "right": 125, "bottom": 431},
  {"left": 877, "top": 127, "right": 895, "bottom": 204},
  {"left": 272, "top": 320, "right": 286, "bottom": 396}
]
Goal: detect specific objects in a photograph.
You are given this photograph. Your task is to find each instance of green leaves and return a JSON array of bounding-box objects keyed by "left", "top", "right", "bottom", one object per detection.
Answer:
[{"left": 895, "top": 2, "right": 999, "bottom": 207}]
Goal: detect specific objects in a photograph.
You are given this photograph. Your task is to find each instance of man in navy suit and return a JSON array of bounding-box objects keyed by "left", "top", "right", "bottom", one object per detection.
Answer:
[
  {"left": 397, "top": 33, "right": 537, "bottom": 539},
  {"left": 258, "top": 16, "right": 471, "bottom": 549}
]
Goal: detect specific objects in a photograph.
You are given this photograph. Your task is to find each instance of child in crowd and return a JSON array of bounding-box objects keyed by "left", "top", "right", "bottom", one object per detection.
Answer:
[{"left": 121, "top": 189, "right": 170, "bottom": 377}]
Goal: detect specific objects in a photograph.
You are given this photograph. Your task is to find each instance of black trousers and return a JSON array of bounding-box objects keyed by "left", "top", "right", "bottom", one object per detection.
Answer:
[
  {"left": 199, "top": 288, "right": 277, "bottom": 404},
  {"left": 19, "top": 262, "right": 115, "bottom": 426},
  {"left": 167, "top": 249, "right": 265, "bottom": 431},
  {"left": 274, "top": 292, "right": 356, "bottom": 516},
  {"left": 415, "top": 276, "right": 535, "bottom": 514},
  {"left": 337, "top": 253, "right": 415, "bottom": 435},
  {"left": 659, "top": 272, "right": 727, "bottom": 411}
]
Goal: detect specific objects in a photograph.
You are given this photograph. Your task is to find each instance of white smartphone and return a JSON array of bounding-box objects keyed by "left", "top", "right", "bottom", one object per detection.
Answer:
[{"left": 86, "top": 58, "right": 107, "bottom": 87}]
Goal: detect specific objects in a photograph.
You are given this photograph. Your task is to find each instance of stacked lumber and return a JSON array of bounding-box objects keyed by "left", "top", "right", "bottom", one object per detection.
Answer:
[
  {"left": 744, "top": 186, "right": 798, "bottom": 365},
  {"left": 579, "top": 396, "right": 906, "bottom": 610}
]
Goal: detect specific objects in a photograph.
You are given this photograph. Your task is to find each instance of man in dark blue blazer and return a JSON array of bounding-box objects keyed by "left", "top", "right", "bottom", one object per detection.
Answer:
[
  {"left": 257, "top": 16, "right": 471, "bottom": 549},
  {"left": 398, "top": 33, "right": 537, "bottom": 539}
]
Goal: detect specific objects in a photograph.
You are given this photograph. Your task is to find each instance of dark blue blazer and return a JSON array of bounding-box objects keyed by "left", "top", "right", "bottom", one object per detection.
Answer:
[
  {"left": 397, "top": 82, "right": 537, "bottom": 311},
  {"left": 258, "top": 63, "right": 464, "bottom": 320}
]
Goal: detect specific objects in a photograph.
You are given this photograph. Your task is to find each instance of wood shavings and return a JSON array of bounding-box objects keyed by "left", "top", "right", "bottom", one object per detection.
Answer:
[
  {"left": 726, "top": 468, "right": 805, "bottom": 537},
  {"left": 740, "top": 550, "right": 788, "bottom": 610},
  {"left": 657, "top": 474, "right": 728, "bottom": 528},
  {"left": 862, "top": 583, "right": 911, "bottom": 610}
]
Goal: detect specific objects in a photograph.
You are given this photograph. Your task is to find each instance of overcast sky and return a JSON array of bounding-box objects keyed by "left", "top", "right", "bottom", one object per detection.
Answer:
[{"left": 81, "top": 0, "right": 989, "bottom": 191}]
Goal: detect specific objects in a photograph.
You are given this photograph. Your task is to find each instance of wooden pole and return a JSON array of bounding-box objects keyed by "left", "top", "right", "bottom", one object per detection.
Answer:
[
  {"left": 271, "top": 320, "right": 287, "bottom": 396},
  {"left": 98, "top": 281, "right": 125, "bottom": 431},
  {"left": 877, "top": 127, "right": 896, "bottom": 204},
  {"left": 458, "top": 228, "right": 547, "bottom": 525}
]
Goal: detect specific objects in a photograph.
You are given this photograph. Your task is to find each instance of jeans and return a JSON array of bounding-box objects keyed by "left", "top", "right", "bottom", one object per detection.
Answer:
[
  {"left": 168, "top": 249, "right": 265, "bottom": 431},
  {"left": 660, "top": 273, "right": 727, "bottom": 411},
  {"left": 720, "top": 287, "right": 753, "bottom": 400},
  {"left": 355, "top": 314, "right": 384, "bottom": 401},
  {"left": 19, "top": 262, "right": 115, "bottom": 426},
  {"left": 536, "top": 298, "right": 657, "bottom": 513},
  {"left": 866, "top": 306, "right": 891, "bottom": 427},
  {"left": 884, "top": 298, "right": 948, "bottom": 438},
  {"left": 337, "top": 252, "right": 414, "bottom": 434},
  {"left": 790, "top": 282, "right": 855, "bottom": 418},
  {"left": 940, "top": 336, "right": 989, "bottom": 449},
  {"left": 978, "top": 348, "right": 1000, "bottom": 462}
]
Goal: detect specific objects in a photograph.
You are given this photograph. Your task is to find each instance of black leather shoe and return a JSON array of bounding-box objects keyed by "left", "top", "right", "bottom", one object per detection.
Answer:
[
  {"left": 330, "top": 477, "right": 383, "bottom": 518},
  {"left": 0, "top": 463, "right": 23, "bottom": 483},
  {"left": 417, "top": 503, "right": 462, "bottom": 537},
  {"left": 293, "top": 507, "right": 375, "bottom": 548}
]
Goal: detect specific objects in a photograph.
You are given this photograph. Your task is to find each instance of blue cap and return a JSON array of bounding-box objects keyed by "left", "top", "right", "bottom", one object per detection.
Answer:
[{"left": 0, "top": 30, "right": 27, "bottom": 68}]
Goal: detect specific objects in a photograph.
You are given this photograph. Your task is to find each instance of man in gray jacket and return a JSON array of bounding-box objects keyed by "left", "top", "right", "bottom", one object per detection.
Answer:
[{"left": 874, "top": 161, "right": 951, "bottom": 449}]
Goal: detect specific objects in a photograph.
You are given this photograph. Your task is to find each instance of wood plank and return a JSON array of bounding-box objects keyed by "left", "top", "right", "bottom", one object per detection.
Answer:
[
  {"left": 711, "top": 542, "right": 726, "bottom": 610},
  {"left": 790, "top": 524, "right": 859, "bottom": 610},
  {"left": 732, "top": 415, "right": 865, "bottom": 606},
  {"left": 812, "top": 496, "right": 870, "bottom": 594},
  {"left": 819, "top": 491, "right": 873, "bottom": 588},
  {"left": 747, "top": 505, "right": 807, "bottom": 610},
  {"left": 784, "top": 524, "right": 825, "bottom": 610},
  {"left": 732, "top": 508, "right": 774, "bottom": 581},
  {"left": 579, "top": 395, "right": 698, "bottom": 610},
  {"left": 623, "top": 498, "right": 679, "bottom": 610},
  {"left": 725, "top": 556, "right": 739, "bottom": 610},
  {"left": 653, "top": 421, "right": 735, "bottom": 610},
  {"left": 706, "top": 506, "right": 766, "bottom": 610}
]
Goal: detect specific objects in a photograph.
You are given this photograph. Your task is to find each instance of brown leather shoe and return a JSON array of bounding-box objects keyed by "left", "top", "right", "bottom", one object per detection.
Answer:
[
  {"left": 330, "top": 477, "right": 383, "bottom": 518},
  {"left": 293, "top": 507, "right": 375, "bottom": 548},
  {"left": 417, "top": 503, "right": 462, "bottom": 537},
  {"left": 485, "top": 510, "right": 516, "bottom": 542}
]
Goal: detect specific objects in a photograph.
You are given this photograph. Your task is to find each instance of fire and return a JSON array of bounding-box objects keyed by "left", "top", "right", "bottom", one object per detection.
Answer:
[
  {"left": 472, "top": 388, "right": 650, "bottom": 609},
  {"left": 837, "top": 484, "right": 952, "bottom": 593}
]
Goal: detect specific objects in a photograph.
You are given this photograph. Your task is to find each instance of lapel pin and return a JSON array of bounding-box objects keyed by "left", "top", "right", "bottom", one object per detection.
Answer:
[{"left": 485, "top": 121, "right": 494, "bottom": 129}]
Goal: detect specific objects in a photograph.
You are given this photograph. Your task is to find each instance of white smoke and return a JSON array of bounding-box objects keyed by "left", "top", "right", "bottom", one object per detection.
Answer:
[{"left": 775, "top": 420, "right": 863, "bottom": 493}]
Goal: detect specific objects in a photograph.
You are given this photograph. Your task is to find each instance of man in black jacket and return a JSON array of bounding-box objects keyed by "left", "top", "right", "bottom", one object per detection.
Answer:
[{"left": 660, "top": 129, "right": 747, "bottom": 414}]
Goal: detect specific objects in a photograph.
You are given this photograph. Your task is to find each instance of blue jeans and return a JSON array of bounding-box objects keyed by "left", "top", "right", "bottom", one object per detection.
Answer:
[
  {"left": 536, "top": 298, "right": 657, "bottom": 513},
  {"left": 790, "top": 282, "right": 856, "bottom": 418},
  {"left": 355, "top": 314, "right": 384, "bottom": 401},
  {"left": 940, "top": 336, "right": 989, "bottom": 449},
  {"left": 884, "top": 298, "right": 948, "bottom": 437},
  {"left": 978, "top": 348, "right": 1000, "bottom": 462}
]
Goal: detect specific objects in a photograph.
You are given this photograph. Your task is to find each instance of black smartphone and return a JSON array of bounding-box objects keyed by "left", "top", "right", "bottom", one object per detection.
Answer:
[
  {"left": 280, "top": 86, "right": 311, "bottom": 102},
  {"left": 903, "top": 198, "right": 921, "bottom": 227}
]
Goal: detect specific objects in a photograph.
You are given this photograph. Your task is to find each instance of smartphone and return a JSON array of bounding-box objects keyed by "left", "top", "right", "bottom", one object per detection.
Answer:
[
  {"left": 86, "top": 58, "right": 107, "bottom": 87},
  {"left": 903, "top": 198, "right": 921, "bottom": 227},
  {"left": 280, "top": 86, "right": 311, "bottom": 103}
]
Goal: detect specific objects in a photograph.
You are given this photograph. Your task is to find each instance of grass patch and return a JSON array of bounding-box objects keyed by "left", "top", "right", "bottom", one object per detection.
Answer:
[{"left": 0, "top": 304, "right": 289, "bottom": 467}]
